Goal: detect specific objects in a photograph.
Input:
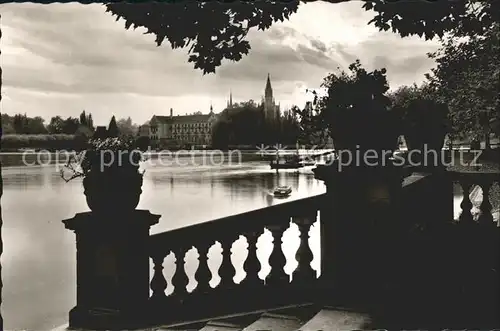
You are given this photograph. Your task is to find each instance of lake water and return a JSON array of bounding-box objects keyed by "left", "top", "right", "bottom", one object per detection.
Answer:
[
  {"left": 1, "top": 153, "right": 326, "bottom": 331},
  {"left": 1, "top": 151, "right": 472, "bottom": 331}
]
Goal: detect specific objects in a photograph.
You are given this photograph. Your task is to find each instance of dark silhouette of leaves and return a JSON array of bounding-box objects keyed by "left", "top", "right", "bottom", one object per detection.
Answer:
[
  {"left": 105, "top": 1, "right": 299, "bottom": 74},
  {"left": 301, "top": 60, "right": 400, "bottom": 153},
  {"left": 426, "top": 21, "right": 499, "bottom": 145},
  {"left": 105, "top": 0, "right": 498, "bottom": 74},
  {"left": 389, "top": 83, "right": 449, "bottom": 151}
]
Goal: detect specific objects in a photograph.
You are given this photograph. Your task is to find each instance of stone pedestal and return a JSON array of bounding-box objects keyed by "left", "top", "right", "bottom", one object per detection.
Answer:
[
  {"left": 63, "top": 210, "right": 160, "bottom": 330},
  {"left": 314, "top": 163, "right": 405, "bottom": 308}
]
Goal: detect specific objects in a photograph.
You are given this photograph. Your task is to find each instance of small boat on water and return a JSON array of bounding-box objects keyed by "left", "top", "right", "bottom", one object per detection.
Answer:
[
  {"left": 270, "top": 159, "right": 316, "bottom": 169},
  {"left": 273, "top": 185, "right": 292, "bottom": 197},
  {"left": 270, "top": 161, "right": 304, "bottom": 169},
  {"left": 270, "top": 148, "right": 318, "bottom": 169}
]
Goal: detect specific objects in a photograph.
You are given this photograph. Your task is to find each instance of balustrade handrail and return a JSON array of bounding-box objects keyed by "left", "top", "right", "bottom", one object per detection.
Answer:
[
  {"left": 448, "top": 170, "right": 500, "bottom": 177},
  {"left": 150, "top": 193, "right": 326, "bottom": 251}
]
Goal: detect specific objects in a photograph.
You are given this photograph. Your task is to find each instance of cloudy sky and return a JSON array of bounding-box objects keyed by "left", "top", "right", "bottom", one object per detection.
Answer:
[{"left": 0, "top": 2, "right": 440, "bottom": 126}]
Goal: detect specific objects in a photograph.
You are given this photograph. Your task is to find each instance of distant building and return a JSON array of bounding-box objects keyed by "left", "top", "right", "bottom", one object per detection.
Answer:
[
  {"left": 137, "top": 123, "right": 150, "bottom": 137},
  {"left": 225, "top": 73, "right": 281, "bottom": 120},
  {"left": 262, "top": 73, "right": 280, "bottom": 120},
  {"left": 93, "top": 126, "right": 108, "bottom": 139},
  {"left": 149, "top": 106, "right": 218, "bottom": 147},
  {"left": 226, "top": 90, "right": 234, "bottom": 109}
]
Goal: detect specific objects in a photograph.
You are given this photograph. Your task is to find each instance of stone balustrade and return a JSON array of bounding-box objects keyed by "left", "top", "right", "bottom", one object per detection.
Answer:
[
  {"left": 147, "top": 194, "right": 325, "bottom": 326},
  {"left": 61, "top": 168, "right": 500, "bottom": 330}
]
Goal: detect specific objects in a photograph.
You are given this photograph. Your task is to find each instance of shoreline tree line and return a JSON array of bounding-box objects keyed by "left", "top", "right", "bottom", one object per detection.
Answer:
[
  {"left": 1, "top": 111, "right": 140, "bottom": 151},
  {"left": 211, "top": 100, "right": 303, "bottom": 150}
]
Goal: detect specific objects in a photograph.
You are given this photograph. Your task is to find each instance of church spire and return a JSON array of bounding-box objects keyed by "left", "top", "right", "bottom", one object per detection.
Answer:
[
  {"left": 209, "top": 102, "right": 214, "bottom": 114},
  {"left": 227, "top": 90, "right": 233, "bottom": 109},
  {"left": 265, "top": 73, "right": 272, "bottom": 97},
  {"left": 266, "top": 73, "right": 273, "bottom": 92}
]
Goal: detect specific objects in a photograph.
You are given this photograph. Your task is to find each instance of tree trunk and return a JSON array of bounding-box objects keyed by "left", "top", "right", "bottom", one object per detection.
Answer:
[
  {"left": 448, "top": 136, "right": 454, "bottom": 150},
  {"left": 484, "top": 127, "right": 491, "bottom": 150}
]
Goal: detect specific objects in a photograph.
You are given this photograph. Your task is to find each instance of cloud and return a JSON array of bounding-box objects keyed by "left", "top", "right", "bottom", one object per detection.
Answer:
[
  {"left": 0, "top": 1, "right": 440, "bottom": 125},
  {"left": 310, "top": 39, "right": 328, "bottom": 53}
]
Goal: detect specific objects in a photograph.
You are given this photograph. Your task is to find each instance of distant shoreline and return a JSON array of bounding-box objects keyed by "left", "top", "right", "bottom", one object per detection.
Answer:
[{"left": 0, "top": 151, "right": 266, "bottom": 168}]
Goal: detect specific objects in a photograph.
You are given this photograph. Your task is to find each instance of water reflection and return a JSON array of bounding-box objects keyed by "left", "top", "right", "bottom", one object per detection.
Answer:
[{"left": 2, "top": 169, "right": 45, "bottom": 188}]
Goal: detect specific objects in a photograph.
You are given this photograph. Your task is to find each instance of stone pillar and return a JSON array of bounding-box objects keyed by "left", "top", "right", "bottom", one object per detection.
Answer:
[
  {"left": 314, "top": 164, "right": 404, "bottom": 309},
  {"left": 427, "top": 170, "right": 454, "bottom": 227},
  {"left": 63, "top": 210, "right": 160, "bottom": 330}
]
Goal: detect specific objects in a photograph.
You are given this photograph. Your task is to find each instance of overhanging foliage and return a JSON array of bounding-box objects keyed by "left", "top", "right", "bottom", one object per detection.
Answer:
[{"left": 105, "top": 0, "right": 499, "bottom": 74}]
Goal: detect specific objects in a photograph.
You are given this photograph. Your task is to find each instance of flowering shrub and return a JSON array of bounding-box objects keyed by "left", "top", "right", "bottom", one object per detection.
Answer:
[{"left": 61, "top": 137, "right": 144, "bottom": 182}]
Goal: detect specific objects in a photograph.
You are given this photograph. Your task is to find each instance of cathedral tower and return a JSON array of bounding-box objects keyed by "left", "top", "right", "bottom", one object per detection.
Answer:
[
  {"left": 226, "top": 90, "right": 233, "bottom": 109},
  {"left": 265, "top": 73, "right": 273, "bottom": 104},
  {"left": 263, "top": 73, "right": 278, "bottom": 120}
]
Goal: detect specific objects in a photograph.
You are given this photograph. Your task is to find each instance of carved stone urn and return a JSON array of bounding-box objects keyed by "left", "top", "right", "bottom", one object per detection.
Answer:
[
  {"left": 82, "top": 151, "right": 143, "bottom": 213},
  {"left": 83, "top": 171, "right": 143, "bottom": 213}
]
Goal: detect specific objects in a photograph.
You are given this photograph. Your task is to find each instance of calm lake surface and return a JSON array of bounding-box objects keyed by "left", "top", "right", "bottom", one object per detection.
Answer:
[{"left": 1, "top": 153, "right": 326, "bottom": 331}]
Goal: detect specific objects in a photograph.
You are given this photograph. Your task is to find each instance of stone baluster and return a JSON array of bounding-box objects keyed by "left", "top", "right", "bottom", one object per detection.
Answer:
[
  {"left": 459, "top": 179, "right": 474, "bottom": 224},
  {"left": 477, "top": 180, "right": 494, "bottom": 226},
  {"left": 292, "top": 212, "right": 316, "bottom": 283},
  {"left": 194, "top": 240, "right": 213, "bottom": 295},
  {"left": 242, "top": 229, "right": 264, "bottom": 288},
  {"left": 150, "top": 251, "right": 168, "bottom": 301},
  {"left": 171, "top": 246, "right": 190, "bottom": 298},
  {"left": 474, "top": 179, "right": 498, "bottom": 315},
  {"left": 266, "top": 223, "right": 288, "bottom": 286},
  {"left": 218, "top": 235, "right": 237, "bottom": 289}
]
